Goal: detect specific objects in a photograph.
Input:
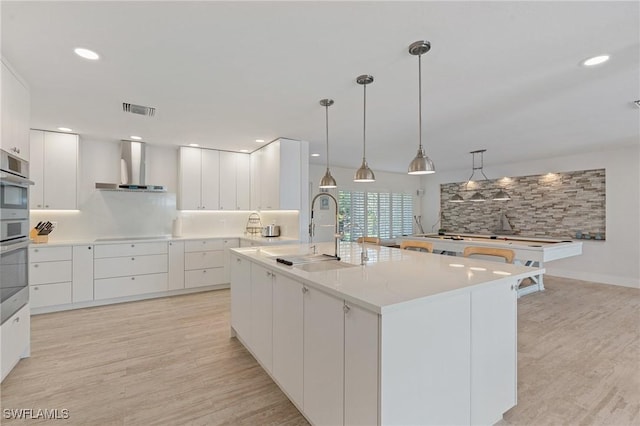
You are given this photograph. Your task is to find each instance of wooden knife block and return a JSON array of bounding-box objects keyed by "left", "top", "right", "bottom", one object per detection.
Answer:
[{"left": 30, "top": 228, "right": 49, "bottom": 244}]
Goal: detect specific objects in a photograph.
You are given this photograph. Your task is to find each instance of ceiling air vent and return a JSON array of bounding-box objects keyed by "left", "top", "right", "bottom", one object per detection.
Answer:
[{"left": 123, "top": 102, "right": 156, "bottom": 117}]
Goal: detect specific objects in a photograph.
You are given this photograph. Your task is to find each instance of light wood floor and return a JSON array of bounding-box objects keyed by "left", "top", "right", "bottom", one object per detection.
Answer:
[{"left": 1, "top": 276, "right": 638, "bottom": 425}]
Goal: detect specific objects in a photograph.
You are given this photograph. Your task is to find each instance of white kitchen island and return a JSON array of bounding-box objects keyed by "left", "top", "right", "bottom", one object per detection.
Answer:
[{"left": 229, "top": 242, "right": 545, "bottom": 426}]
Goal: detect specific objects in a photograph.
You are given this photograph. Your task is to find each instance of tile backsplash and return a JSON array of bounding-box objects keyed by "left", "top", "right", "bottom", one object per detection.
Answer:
[{"left": 440, "top": 169, "right": 606, "bottom": 239}]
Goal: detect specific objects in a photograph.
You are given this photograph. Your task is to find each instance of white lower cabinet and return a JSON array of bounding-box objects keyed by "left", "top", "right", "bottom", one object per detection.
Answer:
[
  {"left": 272, "top": 274, "right": 304, "bottom": 408},
  {"left": 72, "top": 245, "right": 94, "bottom": 302},
  {"left": 95, "top": 273, "right": 168, "bottom": 300},
  {"left": 230, "top": 253, "right": 251, "bottom": 341},
  {"left": 184, "top": 239, "right": 226, "bottom": 288},
  {"left": 168, "top": 241, "right": 185, "bottom": 290},
  {"left": 93, "top": 242, "right": 168, "bottom": 300},
  {"left": 303, "top": 285, "right": 345, "bottom": 426},
  {"left": 344, "top": 303, "right": 379, "bottom": 426},
  {"left": 30, "top": 282, "right": 72, "bottom": 308},
  {"left": 249, "top": 263, "right": 273, "bottom": 372},
  {"left": 29, "top": 246, "right": 73, "bottom": 308},
  {"left": 1, "top": 303, "right": 30, "bottom": 382},
  {"left": 231, "top": 258, "right": 380, "bottom": 426}
]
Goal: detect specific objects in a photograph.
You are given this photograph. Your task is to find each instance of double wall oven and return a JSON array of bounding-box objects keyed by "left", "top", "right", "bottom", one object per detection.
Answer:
[{"left": 1, "top": 149, "right": 32, "bottom": 324}]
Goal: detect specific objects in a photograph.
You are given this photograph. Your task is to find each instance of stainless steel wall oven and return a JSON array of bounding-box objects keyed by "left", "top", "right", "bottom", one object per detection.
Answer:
[{"left": 0, "top": 149, "right": 32, "bottom": 324}]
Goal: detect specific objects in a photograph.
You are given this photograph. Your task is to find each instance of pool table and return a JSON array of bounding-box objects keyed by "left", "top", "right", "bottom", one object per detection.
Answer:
[{"left": 397, "top": 233, "right": 583, "bottom": 296}]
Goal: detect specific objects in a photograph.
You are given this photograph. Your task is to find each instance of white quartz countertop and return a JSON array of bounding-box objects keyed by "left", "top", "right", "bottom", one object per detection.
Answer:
[
  {"left": 30, "top": 235, "right": 299, "bottom": 247},
  {"left": 231, "top": 242, "right": 545, "bottom": 314}
]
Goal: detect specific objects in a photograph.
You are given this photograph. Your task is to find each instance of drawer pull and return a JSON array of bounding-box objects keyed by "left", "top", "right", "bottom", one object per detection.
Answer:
[
  {"left": 14, "top": 316, "right": 20, "bottom": 323},
  {"left": 131, "top": 244, "right": 135, "bottom": 248},
  {"left": 33, "top": 264, "right": 39, "bottom": 268},
  {"left": 131, "top": 277, "right": 135, "bottom": 280},
  {"left": 34, "top": 248, "right": 39, "bottom": 252},
  {"left": 131, "top": 257, "right": 135, "bottom": 261},
  {"left": 203, "top": 270, "right": 207, "bottom": 273},
  {"left": 34, "top": 287, "right": 39, "bottom": 291}
]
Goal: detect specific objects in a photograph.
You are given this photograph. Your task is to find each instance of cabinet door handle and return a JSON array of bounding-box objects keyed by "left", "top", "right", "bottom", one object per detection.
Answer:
[
  {"left": 14, "top": 316, "right": 20, "bottom": 323},
  {"left": 343, "top": 304, "right": 351, "bottom": 314},
  {"left": 511, "top": 285, "right": 515, "bottom": 291},
  {"left": 236, "top": 258, "right": 241, "bottom": 263},
  {"left": 131, "top": 277, "right": 135, "bottom": 280},
  {"left": 34, "top": 249, "right": 39, "bottom": 252},
  {"left": 34, "top": 287, "right": 39, "bottom": 291},
  {"left": 131, "top": 244, "right": 135, "bottom": 248},
  {"left": 202, "top": 270, "right": 207, "bottom": 273},
  {"left": 45, "top": 205, "right": 49, "bottom": 208},
  {"left": 37, "top": 204, "right": 42, "bottom": 208},
  {"left": 131, "top": 257, "right": 135, "bottom": 261},
  {"left": 302, "top": 287, "right": 308, "bottom": 294},
  {"left": 33, "top": 264, "right": 39, "bottom": 268},
  {"left": 266, "top": 271, "right": 271, "bottom": 277}
]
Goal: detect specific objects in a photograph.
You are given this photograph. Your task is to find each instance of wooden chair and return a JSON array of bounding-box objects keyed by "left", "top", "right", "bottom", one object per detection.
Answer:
[
  {"left": 462, "top": 246, "right": 515, "bottom": 264},
  {"left": 400, "top": 240, "right": 433, "bottom": 253},
  {"left": 357, "top": 237, "right": 381, "bottom": 245}
]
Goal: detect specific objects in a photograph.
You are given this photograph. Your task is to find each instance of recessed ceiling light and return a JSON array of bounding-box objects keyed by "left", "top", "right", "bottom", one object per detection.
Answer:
[
  {"left": 130, "top": 136, "right": 142, "bottom": 140},
  {"left": 188, "top": 143, "right": 199, "bottom": 147},
  {"left": 311, "top": 153, "right": 320, "bottom": 157},
  {"left": 581, "top": 55, "right": 610, "bottom": 67},
  {"left": 255, "top": 139, "right": 265, "bottom": 143},
  {"left": 57, "top": 127, "right": 72, "bottom": 132},
  {"left": 240, "top": 149, "right": 250, "bottom": 153},
  {"left": 74, "top": 47, "right": 100, "bottom": 60}
]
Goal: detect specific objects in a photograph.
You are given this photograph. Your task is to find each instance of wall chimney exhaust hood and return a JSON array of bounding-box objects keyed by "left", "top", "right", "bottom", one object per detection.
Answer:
[{"left": 95, "top": 140, "right": 166, "bottom": 192}]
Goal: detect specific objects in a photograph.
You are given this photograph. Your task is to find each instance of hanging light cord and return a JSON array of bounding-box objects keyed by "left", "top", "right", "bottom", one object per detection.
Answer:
[
  {"left": 325, "top": 104, "right": 330, "bottom": 168},
  {"left": 363, "top": 83, "right": 367, "bottom": 160},
  {"left": 418, "top": 51, "right": 423, "bottom": 151},
  {"left": 465, "top": 151, "right": 490, "bottom": 190}
]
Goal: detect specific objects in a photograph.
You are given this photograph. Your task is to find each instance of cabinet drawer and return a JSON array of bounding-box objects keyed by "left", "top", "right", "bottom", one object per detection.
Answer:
[
  {"left": 30, "top": 260, "right": 72, "bottom": 285},
  {"left": 30, "top": 282, "right": 72, "bottom": 308},
  {"left": 94, "top": 254, "right": 167, "bottom": 279},
  {"left": 185, "top": 250, "right": 224, "bottom": 270},
  {"left": 1, "top": 303, "right": 30, "bottom": 381},
  {"left": 223, "top": 239, "right": 239, "bottom": 249},
  {"left": 185, "top": 239, "right": 224, "bottom": 252},
  {"left": 185, "top": 267, "right": 226, "bottom": 288},
  {"left": 94, "top": 242, "right": 168, "bottom": 259},
  {"left": 94, "top": 273, "right": 168, "bottom": 300},
  {"left": 29, "top": 246, "right": 72, "bottom": 262}
]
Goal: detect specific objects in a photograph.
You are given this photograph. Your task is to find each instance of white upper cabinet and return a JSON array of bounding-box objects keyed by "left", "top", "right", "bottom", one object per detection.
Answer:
[
  {"left": 219, "top": 151, "right": 250, "bottom": 210},
  {"left": 29, "top": 130, "right": 78, "bottom": 210},
  {"left": 250, "top": 138, "right": 304, "bottom": 211},
  {"left": 179, "top": 147, "right": 250, "bottom": 211},
  {"left": 1, "top": 60, "right": 30, "bottom": 161},
  {"left": 178, "top": 147, "right": 219, "bottom": 210}
]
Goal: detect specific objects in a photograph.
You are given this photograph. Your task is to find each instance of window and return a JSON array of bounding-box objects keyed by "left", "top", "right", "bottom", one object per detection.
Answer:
[{"left": 338, "top": 190, "right": 414, "bottom": 241}]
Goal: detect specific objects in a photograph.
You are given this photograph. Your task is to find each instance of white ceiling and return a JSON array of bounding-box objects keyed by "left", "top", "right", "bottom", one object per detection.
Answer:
[{"left": 2, "top": 1, "right": 638, "bottom": 173}]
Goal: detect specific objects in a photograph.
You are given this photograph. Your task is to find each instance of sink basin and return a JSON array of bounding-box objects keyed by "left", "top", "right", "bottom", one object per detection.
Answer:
[{"left": 295, "top": 260, "right": 358, "bottom": 272}]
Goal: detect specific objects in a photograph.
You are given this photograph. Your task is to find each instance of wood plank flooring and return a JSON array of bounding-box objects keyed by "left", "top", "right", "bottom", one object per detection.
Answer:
[{"left": 1, "top": 276, "right": 638, "bottom": 425}]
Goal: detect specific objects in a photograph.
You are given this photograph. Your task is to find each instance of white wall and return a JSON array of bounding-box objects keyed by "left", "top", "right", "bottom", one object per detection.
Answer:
[
  {"left": 308, "top": 164, "right": 425, "bottom": 242},
  {"left": 421, "top": 144, "right": 640, "bottom": 288},
  {"left": 32, "top": 138, "right": 299, "bottom": 241}
]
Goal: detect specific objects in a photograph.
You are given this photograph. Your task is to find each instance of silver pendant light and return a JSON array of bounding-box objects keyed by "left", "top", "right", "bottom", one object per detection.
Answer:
[
  {"left": 319, "top": 98, "right": 337, "bottom": 189},
  {"left": 450, "top": 149, "right": 511, "bottom": 202},
  {"left": 408, "top": 40, "right": 436, "bottom": 175},
  {"left": 354, "top": 74, "right": 375, "bottom": 182}
]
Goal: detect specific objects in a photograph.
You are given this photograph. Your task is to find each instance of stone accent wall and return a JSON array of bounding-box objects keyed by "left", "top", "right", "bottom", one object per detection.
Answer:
[{"left": 440, "top": 169, "right": 606, "bottom": 239}]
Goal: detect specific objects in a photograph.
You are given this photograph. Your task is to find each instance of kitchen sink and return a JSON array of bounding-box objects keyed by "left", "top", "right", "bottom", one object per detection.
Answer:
[{"left": 295, "top": 260, "right": 358, "bottom": 272}]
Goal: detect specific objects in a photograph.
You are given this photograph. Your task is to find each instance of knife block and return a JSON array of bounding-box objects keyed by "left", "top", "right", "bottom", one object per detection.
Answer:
[{"left": 30, "top": 228, "right": 49, "bottom": 244}]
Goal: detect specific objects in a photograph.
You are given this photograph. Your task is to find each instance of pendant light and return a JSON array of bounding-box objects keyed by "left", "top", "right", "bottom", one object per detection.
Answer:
[
  {"left": 318, "top": 98, "right": 337, "bottom": 188},
  {"left": 407, "top": 40, "right": 436, "bottom": 175},
  {"left": 450, "top": 149, "right": 511, "bottom": 202},
  {"left": 354, "top": 75, "right": 375, "bottom": 182}
]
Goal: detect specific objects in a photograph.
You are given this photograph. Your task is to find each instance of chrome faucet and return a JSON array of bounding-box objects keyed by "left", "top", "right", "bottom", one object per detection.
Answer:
[{"left": 309, "top": 193, "right": 340, "bottom": 259}]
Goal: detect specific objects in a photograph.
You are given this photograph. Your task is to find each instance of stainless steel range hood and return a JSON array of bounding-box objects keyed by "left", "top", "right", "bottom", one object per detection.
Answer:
[{"left": 96, "top": 141, "right": 166, "bottom": 192}]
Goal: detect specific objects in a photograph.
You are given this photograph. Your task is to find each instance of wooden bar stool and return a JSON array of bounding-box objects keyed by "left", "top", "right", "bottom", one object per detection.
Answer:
[
  {"left": 357, "top": 237, "right": 381, "bottom": 245},
  {"left": 400, "top": 240, "right": 433, "bottom": 253},
  {"left": 462, "top": 246, "right": 515, "bottom": 263}
]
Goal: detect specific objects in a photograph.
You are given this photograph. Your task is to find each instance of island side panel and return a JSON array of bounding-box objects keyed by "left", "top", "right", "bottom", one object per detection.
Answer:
[
  {"left": 380, "top": 292, "right": 472, "bottom": 425},
  {"left": 471, "top": 280, "right": 518, "bottom": 425}
]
